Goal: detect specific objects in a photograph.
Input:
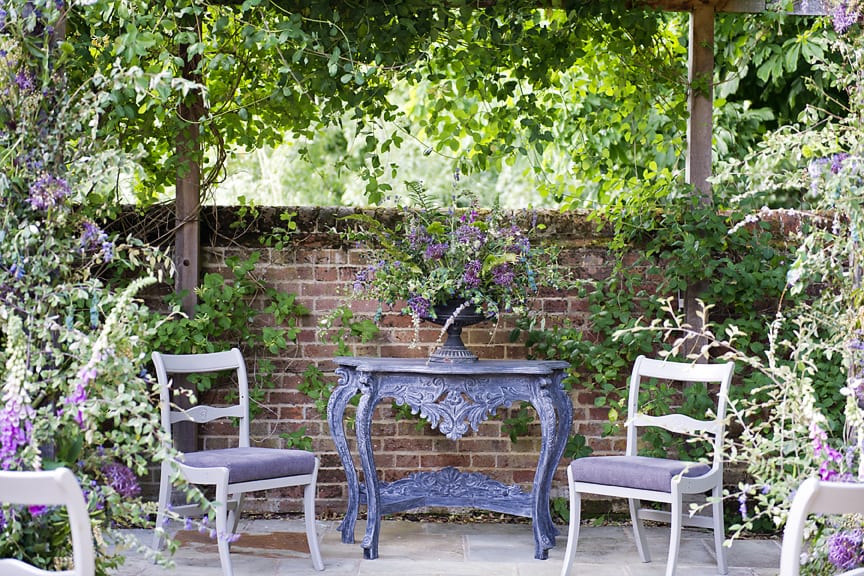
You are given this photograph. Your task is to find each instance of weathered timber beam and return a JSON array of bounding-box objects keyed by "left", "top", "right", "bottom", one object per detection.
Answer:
[{"left": 633, "top": 0, "right": 825, "bottom": 13}]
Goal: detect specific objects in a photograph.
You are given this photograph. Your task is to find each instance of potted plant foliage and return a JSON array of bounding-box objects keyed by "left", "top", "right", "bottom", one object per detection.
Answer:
[{"left": 343, "top": 181, "right": 567, "bottom": 361}]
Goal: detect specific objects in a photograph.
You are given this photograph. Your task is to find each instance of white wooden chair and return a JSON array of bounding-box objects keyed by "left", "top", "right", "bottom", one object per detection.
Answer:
[
  {"left": 780, "top": 477, "right": 864, "bottom": 576},
  {"left": 560, "top": 355, "right": 734, "bottom": 576},
  {"left": 151, "top": 348, "right": 324, "bottom": 576},
  {"left": 0, "top": 467, "right": 96, "bottom": 576}
]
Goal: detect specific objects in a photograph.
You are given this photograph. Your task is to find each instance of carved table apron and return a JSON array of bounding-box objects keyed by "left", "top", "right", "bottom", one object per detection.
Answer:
[{"left": 328, "top": 357, "right": 572, "bottom": 561}]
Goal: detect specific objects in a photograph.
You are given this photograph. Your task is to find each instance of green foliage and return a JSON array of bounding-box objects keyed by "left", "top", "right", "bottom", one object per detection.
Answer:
[
  {"left": 300, "top": 306, "right": 380, "bottom": 417},
  {"left": 563, "top": 434, "right": 593, "bottom": 460},
  {"left": 150, "top": 253, "right": 308, "bottom": 415},
  {"left": 526, "top": 194, "right": 808, "bottom": 461},
  {"left": 0, "top": 3, "right": 179, "bottom": 572},
  {"left": 502, "top": 403, "right": 534, "bottom": 443},
  {"left": 280, "top": 426, "right": 313, "bottom": 451},
  {"left": 697, "top": 12, "right": 864, "bottom": 562}
]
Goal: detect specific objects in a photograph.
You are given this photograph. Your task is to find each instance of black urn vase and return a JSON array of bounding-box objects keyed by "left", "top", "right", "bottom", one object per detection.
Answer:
[{"left": 422, "top": 300, "right": 489, "bottom": 363}]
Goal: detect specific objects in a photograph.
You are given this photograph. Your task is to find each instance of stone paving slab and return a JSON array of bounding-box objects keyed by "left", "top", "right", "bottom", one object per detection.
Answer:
[{"left": 116, "top": 518, "right": 782, "bottom": 576}]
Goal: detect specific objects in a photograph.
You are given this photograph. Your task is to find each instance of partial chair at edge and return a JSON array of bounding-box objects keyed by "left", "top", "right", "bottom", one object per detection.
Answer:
[
  {"left": 151, "top": 347, "right": 324, "bottom": 576},
  {"left": 0, "top": 467, "right": 96, "bottom": 576}
]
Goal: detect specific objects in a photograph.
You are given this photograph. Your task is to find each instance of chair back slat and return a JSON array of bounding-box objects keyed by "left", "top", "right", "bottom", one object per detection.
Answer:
[
  {"left": 169, "top": 404, "right": 245, "bottom": 425},
  {"left": 631, "top": 413, "right": 722, "bottom": 436}
]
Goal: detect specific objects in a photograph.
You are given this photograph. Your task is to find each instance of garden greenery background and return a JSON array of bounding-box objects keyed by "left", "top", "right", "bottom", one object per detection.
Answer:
[{"left": 1, "top": 0, "right": 864, "bottom": 574}]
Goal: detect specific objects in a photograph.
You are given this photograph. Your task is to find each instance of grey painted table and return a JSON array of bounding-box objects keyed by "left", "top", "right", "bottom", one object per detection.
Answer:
[{"left": 327, "top": 356, "right": 572, "bottom": 561}]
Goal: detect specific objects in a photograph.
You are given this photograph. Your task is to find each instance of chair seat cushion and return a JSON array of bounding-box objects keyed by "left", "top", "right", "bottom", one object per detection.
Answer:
[
  {"left": 569, "top": 455, "right": 710, "bottom": 493},
  {"left": 180, "top": 447, "right": 316, "bottom": 484}
]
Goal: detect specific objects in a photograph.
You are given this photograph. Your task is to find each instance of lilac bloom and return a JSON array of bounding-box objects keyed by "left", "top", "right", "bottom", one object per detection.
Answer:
[
  {"left": 407, "top": 295, "right": 430, "bottom": 318},
  {"left": 27, "top": 174, "right": 70, "bottom": 210},
  {"left": 828, "top": 529, "right": 864, "bottom": 571},
  {"left": 423, "top": 242, "right": 448, "bottom": 261},
  {"left": 101, "top": 462, "right": 141, "bottom": 498}
]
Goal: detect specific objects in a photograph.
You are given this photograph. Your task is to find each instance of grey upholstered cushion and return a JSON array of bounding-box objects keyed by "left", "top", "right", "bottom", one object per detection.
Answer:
[
  {"left": 180, "top": 447, "right": 316, "bottom": 484},
  {"left": 569, "top": 456, "right": 710, "bottom": 493}
]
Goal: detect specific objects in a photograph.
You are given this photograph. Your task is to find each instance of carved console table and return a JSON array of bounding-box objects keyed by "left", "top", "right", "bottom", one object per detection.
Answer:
[{"left": 327, "top": 356, "right": 572, "bottom": 561}]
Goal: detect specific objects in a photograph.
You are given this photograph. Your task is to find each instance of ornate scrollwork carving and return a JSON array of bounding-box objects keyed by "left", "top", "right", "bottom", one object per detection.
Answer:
[
  {"left": 382, "top": 466, "right": 525, "bottom": 500},
  {"left": 389, "top": 376, "right": 526, "bottom": 440}
]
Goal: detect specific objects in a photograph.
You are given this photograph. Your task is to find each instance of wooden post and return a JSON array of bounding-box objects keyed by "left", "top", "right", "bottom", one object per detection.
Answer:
[
  {"left": 686, "top": 2, "right": 715, "bottom": 204},
  {"left": 173, "top": 16, "right": 204, "bottom": 453},
  {"left": 684, "top": 2, "right": 715, "bottom": 359}
]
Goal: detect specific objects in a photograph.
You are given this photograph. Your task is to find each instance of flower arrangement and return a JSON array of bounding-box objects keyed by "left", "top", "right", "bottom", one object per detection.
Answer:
[{"left": 344, "top": 182, "right": 565, "bottom": 342}]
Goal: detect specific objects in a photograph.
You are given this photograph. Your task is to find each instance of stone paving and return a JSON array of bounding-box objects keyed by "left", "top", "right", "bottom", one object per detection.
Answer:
[{"left": 118, "top": 517, "right": 783, "bottom": 576}]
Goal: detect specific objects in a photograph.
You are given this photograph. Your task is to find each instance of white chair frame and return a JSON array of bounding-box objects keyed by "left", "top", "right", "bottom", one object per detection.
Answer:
[
  {"left": 560, "top": 355, "right": 734, "bottom": 576},
  {"left": 780, "top": 477, "right": 864, "bottom": 576},
  {"left": 0, "top": 467, "right": 96, "bottom": 576},
  {"left": 151, "top": 348, "right": 324, "bottom": 576}
]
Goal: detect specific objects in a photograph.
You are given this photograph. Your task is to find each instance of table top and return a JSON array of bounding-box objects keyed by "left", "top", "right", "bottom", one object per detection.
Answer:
[{"left": 334, "top": 356, "right": 570, "bottom": 375}]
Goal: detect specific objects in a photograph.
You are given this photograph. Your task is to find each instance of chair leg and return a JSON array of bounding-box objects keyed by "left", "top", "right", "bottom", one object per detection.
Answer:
[
  {"left": 214, "top": 482, "right": 234, "bottom": 576},
  {"left": 665, "top": 495, "right": 683, "bottom": 576},
  {"left": 228, "top": 493, "right": 244, "bottom": 537},
  {"left": 712, "top": 487, "right": 729, "bottom": 575},
  {"left": 304, "top": 480, "right": 324, "bottom": 571},
  {"left": 560, "top": 469, "right": 580, "bottom": 576},
  {"left": 151, "top": 463, "right": 172, "bottom": 555},
  {"left": 629, "top": 498, "right": 651, "bottom": 563}
]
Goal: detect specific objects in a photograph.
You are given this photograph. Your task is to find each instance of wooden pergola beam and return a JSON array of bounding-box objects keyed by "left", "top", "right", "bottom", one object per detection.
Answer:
[{"left": 634, "top": 0, "right": 824, "bottom": 13}]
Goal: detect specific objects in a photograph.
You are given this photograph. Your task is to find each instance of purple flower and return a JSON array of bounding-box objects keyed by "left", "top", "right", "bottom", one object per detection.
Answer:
[
  {"left": 407, "top": 295, "right": 430, "bottom": 318},
  {"left": 424, "top": 242, "right": 448, "bottom": 260},
  {"left": 810, "top": 424, "right": 850, "bottom": 481},
  {"left": 79, "top": 221, "right": 115, "bottom": 262},
  {"left": 354, "top": 266, "right": 372, "bottom": 293},
  {"left": 15, "top": 69, "right": 35, "bottom": 92},
  {"left": 63, "top": 363, "right": 96, "bottom": 427},
  {"left": 27, "top": 174, "right": 70, "bottom": 210},
  {"left": 101, "top": 462, "right": 141, "bottom": 499},
  {"left": 738, "top": 492, "right": 748, "bottom": 520},
  {"left": 0, "top": 399, "right": 33, "bottom": 470},
  {"left": 462, "top": 260, "right": 481, "bottom": 288},
  {"left": 492, "top": 263, "right": 515, "bottom": 287},
  {"left": 832, "top": 153, "right": 850, "bottom": 174},
  {"left": 456, "top": 224, "right": 486, "bottom": 248},
  {"left": 828, "top": 529, "right": 864, "bottom": 571},
  {"left": 27, "top": 505, "right": 47, "bottom": 517},
  {"left": 407, "top": 225, "right": 431, "bottom": 251},
  {"left": 833, "top": 1, "right": 861, "bottom": 33}
]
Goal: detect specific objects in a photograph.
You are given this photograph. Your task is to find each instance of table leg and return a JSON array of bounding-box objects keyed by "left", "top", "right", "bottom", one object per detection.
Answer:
[
  {"left": 327, "top": 368, "right": 360, "bottom": 544},
  {"left": 355, "top": 372, "right": 380, "bottom": 560},
  {"left": 530, "top": 374, "right": 574, "bottom": 560}
]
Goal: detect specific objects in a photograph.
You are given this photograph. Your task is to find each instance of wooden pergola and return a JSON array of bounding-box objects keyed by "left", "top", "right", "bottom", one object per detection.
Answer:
[
  {"left": 642, "top": 0, "right": 824, "bottom": 201},
  {"left": 173, "top": 0, "right": 826, "bottom": 313},
  {"left": 167, "top": 0, "right": 826, "bottom": 448}
]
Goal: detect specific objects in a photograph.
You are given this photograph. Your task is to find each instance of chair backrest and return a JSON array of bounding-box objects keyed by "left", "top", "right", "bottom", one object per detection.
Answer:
[
  {"left": 625, "top": 355, "right": 734, "bottom": 468},
  {"left": 0, "top": 467, "right": 96, "bottom": 576},
  {"left": 152, "top": 348, "right": 251, "bottom": 448},
  {"left": 780, "top": 477, "right": 864, "bottom": 576}
]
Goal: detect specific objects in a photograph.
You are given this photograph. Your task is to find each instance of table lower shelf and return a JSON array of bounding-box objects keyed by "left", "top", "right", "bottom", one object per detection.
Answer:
[{"left": 359, "top": 466, "right": 534, "bottom": 517}]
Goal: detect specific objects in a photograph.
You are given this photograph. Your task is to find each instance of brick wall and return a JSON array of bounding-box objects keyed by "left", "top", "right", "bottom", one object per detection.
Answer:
[{"left": 131, "top": 205, "right": 626, "bottom": 516}]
